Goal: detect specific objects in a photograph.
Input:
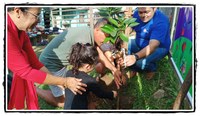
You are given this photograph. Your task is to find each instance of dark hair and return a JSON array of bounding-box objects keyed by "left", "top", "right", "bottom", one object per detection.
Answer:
[
  {"left": 94, "top": 18, "right": 108, "bottom": 29},
  {"left": 7, "top": 7, "right": 29, "bottom": 12},
  {"left": 68, "top": 42, "right": 98, "bottom": 75}
]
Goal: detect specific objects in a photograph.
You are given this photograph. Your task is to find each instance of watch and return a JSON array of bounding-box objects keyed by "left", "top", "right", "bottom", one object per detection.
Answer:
[{"left": 133, "top": 54, "right": 139, "bottom": 60}]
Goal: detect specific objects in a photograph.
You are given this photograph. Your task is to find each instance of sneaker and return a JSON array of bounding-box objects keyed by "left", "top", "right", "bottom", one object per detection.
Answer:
[{"left": 146, "top": 72, "right": 155, "bottom": 80}]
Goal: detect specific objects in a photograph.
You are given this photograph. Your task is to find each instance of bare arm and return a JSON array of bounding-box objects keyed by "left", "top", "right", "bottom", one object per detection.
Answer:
[
  {"left": 96, "top": 47, "right": 116, "bottom": 73},
  {"left": 124, "top": 39, "right": 160, "bottom": 67},
  {"left": 104, "top": 51, "right": 115, "bottom": 65},
  {"left": 96, "top": 46, "right": 122, "bottom": 89},
  {"left": 40, "top": 66, "right": 53, "bottom": 74},
  {"left": 39, "top": 66, "right": 87, "bottom": 95},
  {"left": 136, "top": 39, "right": 160, "bottom": 59}
]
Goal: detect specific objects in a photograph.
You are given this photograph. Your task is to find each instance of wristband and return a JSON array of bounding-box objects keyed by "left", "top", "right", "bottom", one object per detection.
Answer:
[{"left": 133, "top": 54, "right": 139, "bottom": 60}]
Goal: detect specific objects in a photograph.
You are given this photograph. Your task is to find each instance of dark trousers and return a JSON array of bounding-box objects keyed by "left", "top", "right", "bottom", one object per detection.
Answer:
[{"left": 7, "top": 75, "right": 12, "bottom": 102}]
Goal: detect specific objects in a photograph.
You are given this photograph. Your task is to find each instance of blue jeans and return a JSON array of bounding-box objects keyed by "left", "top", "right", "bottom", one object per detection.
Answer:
[{"left": 128, "top": 39, "right": 169, "bottom": 72}]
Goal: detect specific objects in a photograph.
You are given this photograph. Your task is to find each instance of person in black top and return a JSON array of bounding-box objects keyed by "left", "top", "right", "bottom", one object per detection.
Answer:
[{"left": 64, "top": 42, "right": 117, "bottom": 109}]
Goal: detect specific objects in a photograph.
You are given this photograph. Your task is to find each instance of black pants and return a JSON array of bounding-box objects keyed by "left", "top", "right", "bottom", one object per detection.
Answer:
[{"left": 7, "top": 75, "right": 12, "bottom": 102}]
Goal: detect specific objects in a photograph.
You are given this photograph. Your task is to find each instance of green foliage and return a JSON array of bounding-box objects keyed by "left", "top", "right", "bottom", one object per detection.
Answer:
[
  {"left": 101, "top": 17, "right": 139, "bottom": 44},
  {"left": 98, "top": 7, "right": 122, "bottom": 18},
  {"left": 98, "top": 7, "right": 139, "bottom": 44}
]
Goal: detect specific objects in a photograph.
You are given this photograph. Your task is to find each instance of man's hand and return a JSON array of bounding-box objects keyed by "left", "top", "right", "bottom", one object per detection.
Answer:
[
  {"left": 96, "top": 46, "right": 122, "bottom": 89},
  {"left": 112, "top": 69, "right": 122, "bottom": 89},
  {"left": 119, "top": 55, "right": 137, "bottom": 67},
  {"left": 64, "top": 77, "right": 87, "bottom": 95}
]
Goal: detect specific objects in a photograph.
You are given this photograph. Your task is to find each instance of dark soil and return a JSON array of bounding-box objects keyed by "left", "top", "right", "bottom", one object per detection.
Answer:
[{"left": 89, "top": 74, "right": 135, "bottom": 109}]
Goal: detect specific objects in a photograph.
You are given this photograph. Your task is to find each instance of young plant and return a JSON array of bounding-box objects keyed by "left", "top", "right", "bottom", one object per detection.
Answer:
[
  {"left": 98, "top": 7, "right": 139, "bottom": 47},
  {"left": 101, "top": 17, "right": 139, "bottom": 45}
]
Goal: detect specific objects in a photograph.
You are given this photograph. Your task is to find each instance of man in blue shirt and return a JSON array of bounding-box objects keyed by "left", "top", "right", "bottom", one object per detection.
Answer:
[{"left": 124, "top": 7, "right": 171, "bottom": 79}]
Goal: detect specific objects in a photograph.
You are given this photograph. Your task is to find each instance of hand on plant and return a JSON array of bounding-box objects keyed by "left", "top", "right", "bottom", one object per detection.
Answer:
[
  {"left": 119, "top": 55, "right": 137, "bottom": 67},
  {"left": 117, "top": 57, "right": 124, "bottom": 67},
  {"left": 64, "top": 77, "right": 87, "bottom": 95},
  {"left": 125, "top": 27, "right": 133, "bottom": 36},
  {"left": 112, "top": 90, "right": 118, "bottom": 98}
]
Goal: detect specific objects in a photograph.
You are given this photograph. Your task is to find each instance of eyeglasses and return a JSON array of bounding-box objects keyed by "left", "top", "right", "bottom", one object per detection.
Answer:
[{"left": 25, "top": 10, "right": 40, "bottom": 20}]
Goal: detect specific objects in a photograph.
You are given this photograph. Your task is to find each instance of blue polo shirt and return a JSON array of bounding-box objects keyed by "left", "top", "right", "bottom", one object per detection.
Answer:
[{"left": 133, "top": 9, "right": 171, "bottom": 51}]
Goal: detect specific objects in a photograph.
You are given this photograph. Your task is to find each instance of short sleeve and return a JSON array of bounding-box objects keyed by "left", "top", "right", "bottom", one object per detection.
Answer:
[
  {"left": 100, "top": 43, "right": 115, "bottom": 52},
  {"left": 150, "top": 20, "right": 169, "bottom": 44}
]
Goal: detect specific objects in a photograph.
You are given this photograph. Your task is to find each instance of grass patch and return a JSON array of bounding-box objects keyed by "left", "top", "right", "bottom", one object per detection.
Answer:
[
  {"left": 37, "top": 84, "right": 63, "bottom": 110},
  {"left": 129, "top": 56, "right": 185, "bottom": 110},
  {"left": 95, "top": 56, "right": 190, "bottom": 110}
]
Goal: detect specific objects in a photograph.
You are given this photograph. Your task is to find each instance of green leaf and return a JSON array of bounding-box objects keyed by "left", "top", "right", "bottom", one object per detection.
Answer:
[
  {"left": 123, "top": 18, "right": 132, "bottom": 25},
  {"left": 129, "top": 22, "right": 140, "bottom": 27},
  {"left": 103, "top": 37, "right": 112, "bottom": 43},
  {"left": 101, "top": 27, "right": 112, "bottom": 34},
  {"left": 108, "top": 17, "right": 119, "bottom": 27},
  {"left": 110, "top": 38, "right": 116, "bottom": 44},
  {"left": 123, "top": 18, "right": 137, "bottom": 25},
  {"left": 129, "top": 18, "right": 137, "bottom": 23},
  {"left": 98, "top": 12, "right": 109, "bottom": 17},
  {"left": 103, "top": 24, "right": 117, "bottom": 31},
  {"left": 119, "top": 33, "right": 129, "bottom": 42},
  {"left": 101, "top": 24, "right": 117, "bottom": 37},
  {"left": 118, "top": 17, "right": 125, "bottom": 23}
]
